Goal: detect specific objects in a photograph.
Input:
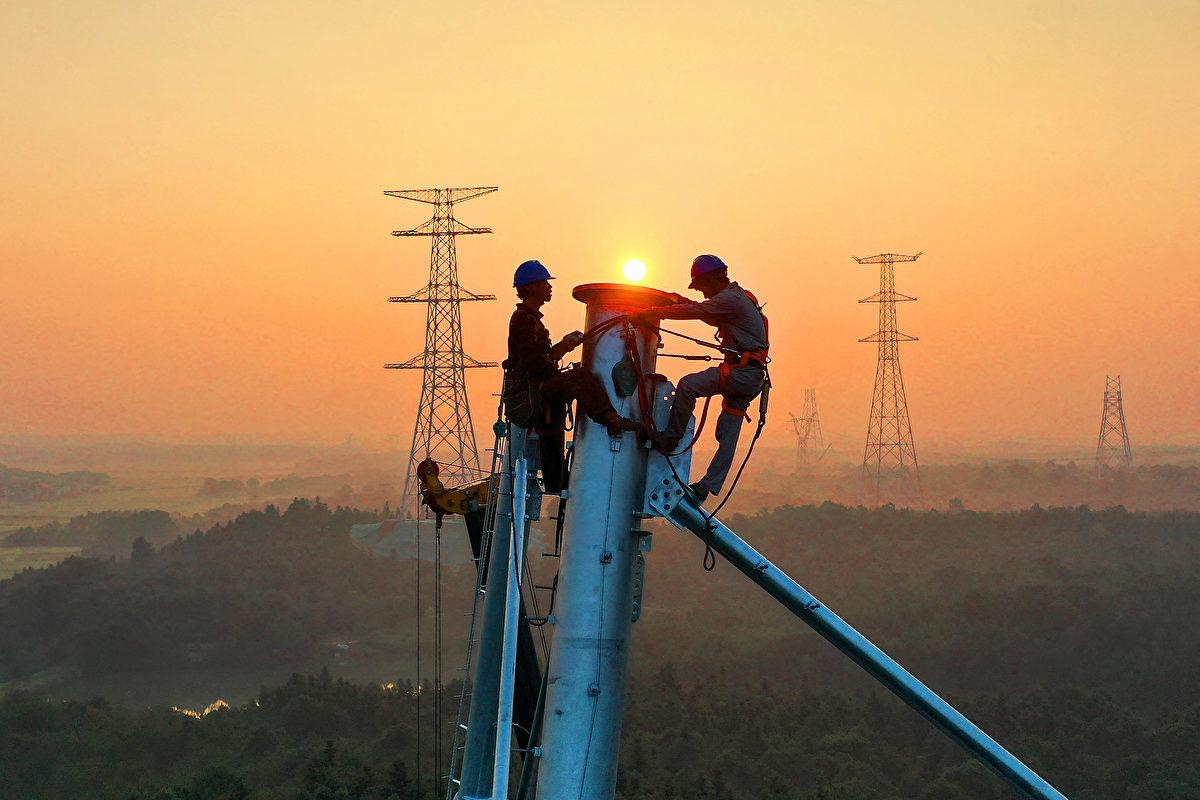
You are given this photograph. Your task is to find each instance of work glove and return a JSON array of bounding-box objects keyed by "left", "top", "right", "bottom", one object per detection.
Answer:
[{"left": 553, "top": 330, "right": 584, "bottom": 356}]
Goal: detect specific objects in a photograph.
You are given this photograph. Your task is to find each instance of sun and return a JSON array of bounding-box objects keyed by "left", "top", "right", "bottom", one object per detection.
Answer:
[{"left": 622, "top": 259, "right": 647, "bottom": 282}]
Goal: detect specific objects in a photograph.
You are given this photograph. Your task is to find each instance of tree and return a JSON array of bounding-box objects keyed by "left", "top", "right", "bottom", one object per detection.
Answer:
[
  {"left": 183, "top": 766, "right": 248, "bottom": 800},
  {"left": 385, "top": 759, "right": 413, "bottom": 799},
  {"left": 131, "top": 535, "right": 154, "bottom": 564}
]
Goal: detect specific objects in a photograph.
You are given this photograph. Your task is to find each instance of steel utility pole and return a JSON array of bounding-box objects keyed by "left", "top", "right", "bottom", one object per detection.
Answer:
[
  {"left": 448, "top": 280, "right": 1072, "bottom": 800},
  {"left": 1095, "top": 375, "right": 1133, "bottom": 471},
  {"left": 385, "top": 187, "right": 498, "bottom": 518},
  {"left": 856, "top": 252, "right": 921, "bottom": 505}
]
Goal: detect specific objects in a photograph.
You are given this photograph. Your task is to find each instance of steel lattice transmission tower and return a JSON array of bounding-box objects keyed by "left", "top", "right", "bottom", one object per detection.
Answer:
[
  {"left": 384, "top": 187, "right": 498, "bottom": 517},
  {"left": 856, "top": 252, "right": 922, "bottom": 504},
  {"left": 1095, "top": 375, "right": 1133, "bottom": 471},
  {"left": 788, "top": 388, "right": 826, "bottom": 470}
]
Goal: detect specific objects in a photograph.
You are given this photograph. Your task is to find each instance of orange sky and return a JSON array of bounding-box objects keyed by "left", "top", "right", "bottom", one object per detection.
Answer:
[{"left": 2, "top": 2, "right": 1197, "bottom": 451}]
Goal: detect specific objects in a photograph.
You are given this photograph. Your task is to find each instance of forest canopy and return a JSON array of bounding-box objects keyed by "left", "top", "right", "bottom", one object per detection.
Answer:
[{"left": 1, "top": 499, "right": 1198, "bottom": 798}]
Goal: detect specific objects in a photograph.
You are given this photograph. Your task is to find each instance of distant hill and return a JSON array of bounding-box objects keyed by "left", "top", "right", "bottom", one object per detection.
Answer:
[
  {"left": 3, "top": 509, "right": 177, "bottom": 557},
  {"left": 0, "top": 464, "right": 110, "bottom": 503},
  {"left": 726, "top": 457, "right": 1200, "bottom": 514}
]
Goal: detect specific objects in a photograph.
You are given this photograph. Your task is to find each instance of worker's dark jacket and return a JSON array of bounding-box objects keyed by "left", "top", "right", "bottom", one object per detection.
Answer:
[{"left": 503, "top": 303, "right": 557, "bottom": 381}]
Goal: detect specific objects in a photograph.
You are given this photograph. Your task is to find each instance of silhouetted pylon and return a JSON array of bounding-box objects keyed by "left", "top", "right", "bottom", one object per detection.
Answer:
[
  {"left": 856, "top": 252, "right": 922, "bottom": 505},
  {"left": 384, "top": 187, "right": 499, "bottom": 518},
  {"left": 1095, "top": 375, "right": 1133, "bottom": 471},
  {"left": 788, "top": 388, "right": 826, "bottom": 470}
]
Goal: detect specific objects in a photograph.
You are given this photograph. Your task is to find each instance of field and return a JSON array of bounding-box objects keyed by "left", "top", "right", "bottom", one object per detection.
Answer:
[
  {"left": 0, "top": 474, "right": 215, "bottom": 538},
  {"left": 0, "top": 546, "right": 82, "bottom": 579}
]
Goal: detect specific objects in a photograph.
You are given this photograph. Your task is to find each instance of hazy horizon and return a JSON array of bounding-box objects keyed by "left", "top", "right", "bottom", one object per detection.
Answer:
[{"left": 3, "top": 2, "right": 1197, "bottom": 450}]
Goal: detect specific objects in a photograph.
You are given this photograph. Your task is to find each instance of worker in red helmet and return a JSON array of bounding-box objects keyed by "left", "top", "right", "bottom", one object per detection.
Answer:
[
  {"left": 632, "top": 254, "right": 769, "bottom": 503},
  {"left": 505, "top": 260, "right": 641, "bottom": 493}
]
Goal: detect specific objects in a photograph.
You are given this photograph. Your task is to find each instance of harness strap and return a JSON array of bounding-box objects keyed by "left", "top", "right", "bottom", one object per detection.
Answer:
[
  {"left": 736, "top": 349, "right": 770, "bottom": 368},
  {"left": 717, "top": 361, "right": 751, "bottom": 422},
  {"left": 715, "top": 286, "right": 770, "bottom": 368},
  {"left": 722, "top": 398, "right": 750, "bottom": 422}
]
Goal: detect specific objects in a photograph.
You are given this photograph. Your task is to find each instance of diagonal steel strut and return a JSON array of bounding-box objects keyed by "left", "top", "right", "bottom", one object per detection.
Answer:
[{"left": 657, "top": 493, "right": 1069, "bottom": 800}]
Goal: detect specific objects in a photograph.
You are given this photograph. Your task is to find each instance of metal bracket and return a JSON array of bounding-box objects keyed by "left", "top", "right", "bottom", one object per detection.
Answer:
[
  {"left": 639, "top": 378, "right": 695, "bottom": 527},
  {"left": 645, "top": 474, "right": 688, "bottom": 526},
  {"left": 630, "top": 552, "right": 646, "bottom": 622}
]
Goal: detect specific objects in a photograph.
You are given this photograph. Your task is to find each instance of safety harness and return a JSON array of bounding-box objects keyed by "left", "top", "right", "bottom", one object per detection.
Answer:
[
  {"left": 715, "top": 287, "right": 770, "bottom": 421},
  {"left": 576, "top": 293, "right": 771, "bottom": 571},
  {"left": 582, "top": 286, "right": 771, "bottom": 448}
]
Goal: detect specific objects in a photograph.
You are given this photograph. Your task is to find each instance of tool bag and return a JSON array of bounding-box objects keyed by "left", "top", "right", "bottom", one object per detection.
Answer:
[{"left": 502, "top": 369, "right": 543, "bottom": 428}]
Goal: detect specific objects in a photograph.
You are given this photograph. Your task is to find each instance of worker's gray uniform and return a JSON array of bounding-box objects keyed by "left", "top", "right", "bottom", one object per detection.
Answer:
[{"left": 664, "top": 282, "right": 768, "bottom": 494}]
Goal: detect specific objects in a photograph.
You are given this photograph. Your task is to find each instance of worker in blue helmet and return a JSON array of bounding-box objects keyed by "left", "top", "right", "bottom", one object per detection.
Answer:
[
  {"left": 504, "top": 260, "right": 641, "bottom": 493},
  {"left": 632, "top": 254, "right": 770, "bottom": 503}
]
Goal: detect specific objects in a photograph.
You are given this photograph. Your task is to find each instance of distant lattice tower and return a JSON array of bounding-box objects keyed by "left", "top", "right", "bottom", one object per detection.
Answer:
[
  {"left": 384, "top": 187, "right": 498, "bottom": 518},
  {"left": 1095, "top": 375, "right": 1133, "bottom": 471},
  {"left": 788, "top": 388, "right": 826, "bottom": 470},
  {"left": 856, "top": 252, "right": 922, "bottom": 505}
]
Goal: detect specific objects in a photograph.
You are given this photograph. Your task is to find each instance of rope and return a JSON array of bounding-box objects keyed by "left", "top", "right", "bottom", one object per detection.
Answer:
[
  {"left": 657, "top": 352, "right": 718, "bottom": 361},
  {"left": 695, "top": 374, "right": 770, "bottom": 569},
  {"left": 612, "top": 317, "right": 769, "bottom": 572},
  {"left": 706, "top": 382, "right": 769, "bottom": 518},
  {"left": 434, "top": 523, "right": 443, "bottom": 791},
  {"left": 665, "top": 395, "right": 712, "bottom": 457},
  {"left": 579, "top": 314, "right": 629, "bottom": 343},
  {"left": 616, "top": 322, "right": 716, "bottom": 569},
  {"left": 414, "top": 509, "right": 422, "bottom": 796},
  {"left": 658, "top": 323, "right": 734, "bottom": 354}
]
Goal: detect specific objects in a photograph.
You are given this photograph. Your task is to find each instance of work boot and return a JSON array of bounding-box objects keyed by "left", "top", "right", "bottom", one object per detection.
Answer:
[
  {"left": 603, "top": 410, "right": 642, "bottom": 437},
  {"left": 688, "top": 482, "right": 711, "bottom": 504}
]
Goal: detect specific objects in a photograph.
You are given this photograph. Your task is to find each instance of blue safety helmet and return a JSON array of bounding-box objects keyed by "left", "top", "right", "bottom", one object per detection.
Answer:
[
  {"left": 513, "top": 259, "right": 555, "bottom": 288},
  {"left": 689, "top": 253, "right": 727, "bottom": 289}
]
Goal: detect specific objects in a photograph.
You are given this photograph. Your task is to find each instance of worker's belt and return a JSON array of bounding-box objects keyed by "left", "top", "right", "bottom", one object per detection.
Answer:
[{"left": 723, "top": 348, "right": 769, "bottom": 369}]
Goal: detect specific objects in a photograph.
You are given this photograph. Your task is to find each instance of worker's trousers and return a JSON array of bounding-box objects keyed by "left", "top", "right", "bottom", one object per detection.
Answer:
[
  {"left": 537, "top": 365, "right": 618, "bottom": 493},
  {"left": 665, "top": 364, "right": 766, "bottom": 494}
]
